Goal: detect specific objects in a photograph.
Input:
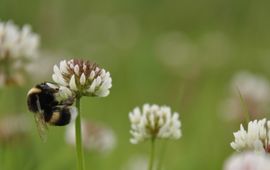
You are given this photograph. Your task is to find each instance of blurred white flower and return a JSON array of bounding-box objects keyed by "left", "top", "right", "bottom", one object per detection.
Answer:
[
  {"left": 0, "top": 114, "right": 30, "bottom": 144},
  {"left": 122, "top": 155, "right": 150, "bottom": 170},
  {"left": 223, "top": 152, "right": 270, "bottom": 170},
  {"left": 129, "top": 104, "right": 181, "bottom": 144},
  {"left": 65, "top": 120, "right": 116, "bottom": 154},
  {"left": 0, "top": 20, "right": 40, "bottom": 87},
  {"left": 0, "top": 20, "right": 39, "bottom": 59},
  {"left": 231, "top": 119, "right": 270, "bottom": 153},
  {"left": 52, "top": 59, "right": 112, "bottom": 97},
  {"left": 231, "top": 71, "right": 270, "bottom": 103},
  {"left": 25, "top": 51, "right": 65, "bottom": 81},
  {"left": 220, "top": 71, "right": 270, "bottom": 121}
]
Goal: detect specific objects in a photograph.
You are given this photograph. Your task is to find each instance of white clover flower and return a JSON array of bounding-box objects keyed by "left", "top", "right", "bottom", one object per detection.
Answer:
[
  {"left": 52, "top": 59, "right": 112, "bottom": 97},
  {"left": 0, "top": 20, "right": 39, "bottom": 59},
  {"left": 65, "top": 120, "right": 117, "bottom": 154},
  {"left": 231, "top": 119, "right": 270, "bottom": 153},
  {"left": 0, "top": 20, "right": 40, "bottom": 86},
  {"left": 129, "top": 104, "right": 181, "bottom": 144},
  {"left": 231, "top": 71, "right": 270, "bottom": 103},
  {"left": 0, "top": 114, "right": 30, "bottom": 144},
  {"left": 223, "top": 152, "right": 270, "bottom": 170},
  {"left": 122, "top": 155, "right": 150, "bottom": 170},
  {"left": 220, "top": 71, "right": 270, "bottom": 121}
]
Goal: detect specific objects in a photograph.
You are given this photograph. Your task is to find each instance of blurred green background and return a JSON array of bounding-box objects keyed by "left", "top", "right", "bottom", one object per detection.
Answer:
[{"left": 1, "top": 0, "right": 270, "bottom": 169}]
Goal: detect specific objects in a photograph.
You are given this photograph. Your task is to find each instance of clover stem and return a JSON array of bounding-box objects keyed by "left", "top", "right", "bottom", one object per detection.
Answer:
[
  {"left": 75, "top": 96, "right": 85, "bottom": 170},
  {"left": 148, "top": 137, "right": 156, "bottom": 170},
  {"left": 157, "top": 140, "right": 168, "bottom": 170}
]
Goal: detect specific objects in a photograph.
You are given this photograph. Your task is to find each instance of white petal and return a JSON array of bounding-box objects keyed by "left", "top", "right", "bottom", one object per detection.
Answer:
[
  {"left": 53, "top": 65, "right": 68, "bottom": 85},
  {"left": 100, "top": 78, "right": 112, "bottom": 90},
  {"left": 60, "top": 60, "right": 69, "bottom": 74},
  {"left": 53, "top": 65, "right": 61, "bottom": 76},
  {"left": 52, "top": 74, "right": 59, "bottom": 84},
  {"left": 69, "top": 75, "right": 77, "bottom": 91},
  {"left": 87, "top": 79, "right": 97, "bottom": 93},
  {"left": 52, "top": 74, "right": 67, "bottom": 86},
  {"left": 80, "top": 73, "right": 86, "bottom": 85},
  {"left": 89, "top": 71, "right": 95, "bottom": 80},
  {"left": 95, "top": 76, "right": 102, "bottom": 86},
  {"left": 59, "top": 86, "right": 73, "bottom": 99},
  {"left": 74, "top": 64, "right": 80, "bottom": 76},
  {"left": 95, "top": 89, "right": 110, "bottom": 97},
  {"left": 46, "top": 82, "right": 58, "bottom": 89}
]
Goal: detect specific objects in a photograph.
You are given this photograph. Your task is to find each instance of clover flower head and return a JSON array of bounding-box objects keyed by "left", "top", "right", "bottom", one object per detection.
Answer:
[
  {"left": 52, "top": 59, "right": 112, "bottom": 97},
  {"left": 223, "top": 152, "right": 270, "bottom": 170},
  {"left": 0, "top": 20, "right": 40, "bottom": 86},
  {"left": 231, "top": 71, "right": 270, "bottom": 103},
  {"left": 0, "top": 115, "right": 30, "bottom": 144},
  {"left": 129, "top": 104, "right": 181, "bottom": 144},
  {"left": 65, "top": 120, "right": 117, "bottom": 154},
  {"left": 220, "top": 71, "right": 270, "bottom": 121},
  {"left": 0, "top": 20, "right": 39, "bottom": 59},
  {"left": 231, "top": 119, "right": 270, "bottom": 153},
  {"left": 122, "top": 155, "right": 149, "bottom": 170}
]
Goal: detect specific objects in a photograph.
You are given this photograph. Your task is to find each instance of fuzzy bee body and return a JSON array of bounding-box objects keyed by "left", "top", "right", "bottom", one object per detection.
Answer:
[{"left": 27, "top": 83, "right": 77, "bottom": 127}]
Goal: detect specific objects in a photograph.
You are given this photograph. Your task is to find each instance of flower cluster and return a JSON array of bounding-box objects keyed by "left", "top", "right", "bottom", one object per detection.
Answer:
[
  {"left": 65, "top": 120, "right": 116, "bottom": 154},
  {"left": 129, "top": 104, "right": 181, "bottom": 144},
  {"left": 0, "top": 115, "right": 30, "bottom": 144},
  {"left": 223, "top": 152, "right": 270, "bottom": 170},
  {"left": 231, "top": 119, "right": 270, "bottom": 153},
  {"left": 0, "top": 20, "right": 39, "bottom": 60},
  {"left": 220, "top": 71, "right": 270, "bottom": 121},
  {"left": 122, "top": 155, "right": 149, "bottom": 170},
  {"left": 0, "top": 20, "right": 40, "bottom": 86},
  {"left": 52, "top": 59, "right": 112, "bottom": 97}
]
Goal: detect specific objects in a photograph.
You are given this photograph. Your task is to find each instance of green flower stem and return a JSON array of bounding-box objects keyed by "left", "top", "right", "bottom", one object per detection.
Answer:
[
  {"left": 75, "top": 97, "right": 85, "bottom": 170},
  {"left": 157, "top": 140, "right": 168, "bottom": 170},
  {"left": 148, "top": 138, "right": 156, "bottom": 170}
]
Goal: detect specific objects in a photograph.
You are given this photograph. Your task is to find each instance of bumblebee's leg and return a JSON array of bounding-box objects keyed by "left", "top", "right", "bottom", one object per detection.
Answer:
[{"left": 58, "top": 97, "right": 75, "bottom": 106}]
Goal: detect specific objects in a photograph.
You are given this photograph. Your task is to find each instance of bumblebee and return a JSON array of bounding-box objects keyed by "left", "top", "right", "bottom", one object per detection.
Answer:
[{"left": 27, "top": 82, "right": 77, "bottom": 139}]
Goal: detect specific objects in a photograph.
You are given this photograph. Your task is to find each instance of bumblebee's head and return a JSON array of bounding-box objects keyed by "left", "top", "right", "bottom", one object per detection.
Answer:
[
  {"left": 27, "top": 82, "right": 57, "bottom": 96},
  {"left": 37, "top": 83, "right": 58, "bottom": 93},
  {"left": 27, "top": 86, "right": 42, "bottom": 113},
  {"left": 27, "top": 82, "right": 59, "bottom": 113},
  {"left": 27, "top": 86, "right": 42, "bottom": 97}
]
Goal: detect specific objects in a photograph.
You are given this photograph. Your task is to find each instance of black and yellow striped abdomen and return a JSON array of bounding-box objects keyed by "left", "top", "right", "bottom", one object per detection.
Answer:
[{"left": 48, "top": 106, "right": 73, "bottom": 126}]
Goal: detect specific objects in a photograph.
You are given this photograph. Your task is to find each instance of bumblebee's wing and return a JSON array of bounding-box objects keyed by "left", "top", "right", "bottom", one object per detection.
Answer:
[
  {"left": 34, "top": 95, "right": 48, "bottom": 142},
  {"left": 34, "top": 112, "right": 48, "bottom": 142}
]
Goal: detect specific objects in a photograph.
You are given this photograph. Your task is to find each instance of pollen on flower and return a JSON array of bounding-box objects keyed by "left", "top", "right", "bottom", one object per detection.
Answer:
[
  {"left": 52, "top": 59, "right": 112, "bottom": 97},
  {"left": 129, "top": 104, "right": 182, "bottom": 144},
  {"left": 231, "top": 119, "right": 270, "bottom": 153}
]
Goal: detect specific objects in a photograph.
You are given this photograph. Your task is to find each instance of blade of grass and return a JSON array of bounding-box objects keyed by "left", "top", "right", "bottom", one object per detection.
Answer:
[{"left": 236, "top": 87, "right": 250, "bottom": 124}]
